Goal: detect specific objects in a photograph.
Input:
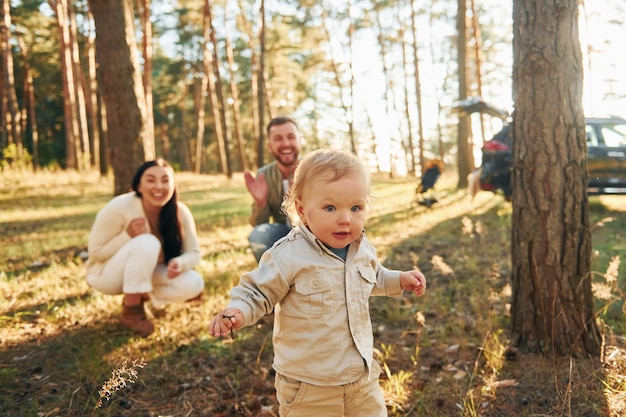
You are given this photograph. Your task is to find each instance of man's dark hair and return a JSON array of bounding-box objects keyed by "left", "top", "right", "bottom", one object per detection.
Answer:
[{"left": 266, "top": 116, "right": 298, "bottom": 135}]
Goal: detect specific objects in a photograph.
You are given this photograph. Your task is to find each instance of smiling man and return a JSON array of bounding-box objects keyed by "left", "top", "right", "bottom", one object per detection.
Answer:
[{"left": 245, "top": 117, "right": 303, "bottom": 262}]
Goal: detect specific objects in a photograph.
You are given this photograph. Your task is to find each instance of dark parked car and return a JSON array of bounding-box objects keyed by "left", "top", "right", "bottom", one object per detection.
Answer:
[
  {"left": 585, "top": 117, "right": 626, "bottom": 194},
  {"left": 454, "top": 98, "right": 626, "bottom": 197},
  {"left": 478, "top": 117, "right": 626, "bottom": 197}
]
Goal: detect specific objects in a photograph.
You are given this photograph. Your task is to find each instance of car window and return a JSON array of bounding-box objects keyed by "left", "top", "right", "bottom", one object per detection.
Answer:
[
  {"left": 600, "top": 125, "right": 626, "bottom": 148},
  {"left": 586, "top": 125, "right": 598, "bottom": 146}
]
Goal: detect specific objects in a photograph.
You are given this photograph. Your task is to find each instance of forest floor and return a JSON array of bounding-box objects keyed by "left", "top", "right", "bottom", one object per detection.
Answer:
[{"left": 1, "top": 170, "right": 626, "bottom": 416}]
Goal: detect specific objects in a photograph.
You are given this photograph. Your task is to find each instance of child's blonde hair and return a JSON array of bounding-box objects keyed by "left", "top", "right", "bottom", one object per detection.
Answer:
[{"left": 282, "top": 149, "right": 371, "bottom": 225}]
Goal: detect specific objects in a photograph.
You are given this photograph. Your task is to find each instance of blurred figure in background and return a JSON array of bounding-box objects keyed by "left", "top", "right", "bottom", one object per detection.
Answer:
[
  {"left": 245, "top": 116, "right": 303, "bottom": 262},
  {"left": 416, "top": 158, "right": 444, "bottom": 208}
]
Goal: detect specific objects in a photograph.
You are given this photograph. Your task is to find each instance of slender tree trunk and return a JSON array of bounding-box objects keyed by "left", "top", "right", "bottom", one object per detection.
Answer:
[
  {"left": 138, "top": 0, "right": 155, "bottom": 159},
  {"left": 256, "top": 0, "right": 265, "bottom": 168},
  {"left": 89, "top": 0, "right": 149, "bottom": 195},
  {"left": 469, "top": 0, "right": 486, "bottom": 143},
  {"left": 204, "top": 0, "right": 230, "bottom": 177},
  {"left": 262, "top": 74, "right": 274, "bottom": 120},
  {"left": 236, "top": 0, "right": 260, "bottom": 169},
  {"left": 97, "top": 70, "right": 109, "bottom": 175},
  {"left": 51, "top": 0, "right": 79, "bottom": 169},
  {"left": 205, "top": 0, "right": 231, "bottom": 177},
  {"left": 321, "top": 9, "right": 355, "bottom": 154},
  {"left": 399, "top": 23, "right": 415, "bottom": 174},
  {"left": 224, "top": 6, "right": 247, "bottom": 172},
  {"left": 1, "top": 0, "right": 23, "bottom": 163},
  {"left": 348, "top": 1, "right": 356, "bottom": 156},
  {"left": 17, "top": 36, "right": 39, "bottom": 170},
  {"left": 362, "top": 101, "right": 381, "bottom": 173},
  {"left": 511, "top": 0, "right": 600, "bottom": 356},
  {"left": 0, "top": 0, "right": 6, "bottom": 155},
  {"left": 85, "top": 9, "right": 101, "bottom": 171},
  {"left": 373, "top": 3, "right": 402, "bottom": 176},
  {"left": 177, "top": 64, "right": 191, "bottom": 171},
  {"left": 193, "top": 71, "right": 208, "bottom": 174},
  {"left": 456, "top": 0, "right": 473, "bottom": 188},
  {"left": 194, "top": 14, "right": 209, "bottom": 174},
  {"left": 237, "top": 0, "right": 261, "bottom": 167},
  {"left": 159, "top": 124, "right": 170, "bottom": 161},
  {"left": 427, "top": 4, "right": 450, "bottom": 159},
  {"left": 410, "top": 0, "right": 425, "bottom": 175},
  {"left": 69, "top": 2, "right": 90, "bottom": 171},
  {"left": 374, "top": 6, "right": 392, "bottom": 121}
]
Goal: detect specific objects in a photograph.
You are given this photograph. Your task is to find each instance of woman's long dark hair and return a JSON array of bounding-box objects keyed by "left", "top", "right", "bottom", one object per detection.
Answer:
[{"left": 131, "top": 159, "right": 183, "bottom": 262}]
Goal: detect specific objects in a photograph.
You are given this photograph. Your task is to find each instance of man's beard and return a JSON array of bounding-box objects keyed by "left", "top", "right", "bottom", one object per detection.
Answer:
[{"left": 275, "top": 151, "right": 298, "bottom": 167}]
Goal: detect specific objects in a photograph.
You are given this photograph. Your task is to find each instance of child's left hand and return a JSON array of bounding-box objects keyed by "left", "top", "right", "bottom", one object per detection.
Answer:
[{"left": 400, "top": 270, "right": 426, "bottom": 296}]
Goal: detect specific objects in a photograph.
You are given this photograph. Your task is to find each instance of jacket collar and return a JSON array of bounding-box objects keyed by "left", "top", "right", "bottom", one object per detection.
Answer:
[{"left": 295, "top": 223, "right": 365, "bottom": 258}]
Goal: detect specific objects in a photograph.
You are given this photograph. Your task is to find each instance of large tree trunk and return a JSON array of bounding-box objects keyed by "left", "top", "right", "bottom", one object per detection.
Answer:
[
  {"left": 89, "top": 0, "right": 149, "bottom": 195},
  {"left": 510, "top": 0, "right": 601, "bottom": 356}
]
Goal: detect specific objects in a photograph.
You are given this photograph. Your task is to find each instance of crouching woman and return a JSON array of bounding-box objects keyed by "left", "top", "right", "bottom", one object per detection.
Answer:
[{"left": 85, "top": 159, "right": 204, "bottom": 336}]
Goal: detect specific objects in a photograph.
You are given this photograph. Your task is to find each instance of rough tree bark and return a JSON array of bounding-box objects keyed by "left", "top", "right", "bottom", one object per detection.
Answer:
[
  {"left": 510, "top": 0, "right": 601, "bottom": 356},
  {"left": 89, "top": 0, "right": 149, "bottom": 195}
]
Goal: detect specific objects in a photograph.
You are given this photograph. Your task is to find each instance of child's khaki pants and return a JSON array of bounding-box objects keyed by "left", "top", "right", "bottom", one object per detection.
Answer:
[{"left": 275, "top": 362, "right": 387, "bottom": 417}]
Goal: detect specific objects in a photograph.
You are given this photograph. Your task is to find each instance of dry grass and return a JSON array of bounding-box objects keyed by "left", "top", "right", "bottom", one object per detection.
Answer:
[{"left": 1, "top": 169, "right": 625, "bottom": 416}]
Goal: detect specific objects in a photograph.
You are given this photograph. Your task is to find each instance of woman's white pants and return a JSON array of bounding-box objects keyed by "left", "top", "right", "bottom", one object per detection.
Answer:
[{"left": 87, "top": 234, "right": 204, "bottom": 309}]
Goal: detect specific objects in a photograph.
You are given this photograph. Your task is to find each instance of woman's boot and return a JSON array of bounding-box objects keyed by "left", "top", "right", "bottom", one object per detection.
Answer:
[{"left": 120, "top": 302, "right": 154, "bottom": 336}]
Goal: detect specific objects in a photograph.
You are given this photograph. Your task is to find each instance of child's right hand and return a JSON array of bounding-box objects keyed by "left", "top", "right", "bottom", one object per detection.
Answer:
[
  {"left": 399, "top": 269, "right": 426, "bottom": 297},
  {"left": 209, "top": 308, "right": 244, "bottom": 338}
]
